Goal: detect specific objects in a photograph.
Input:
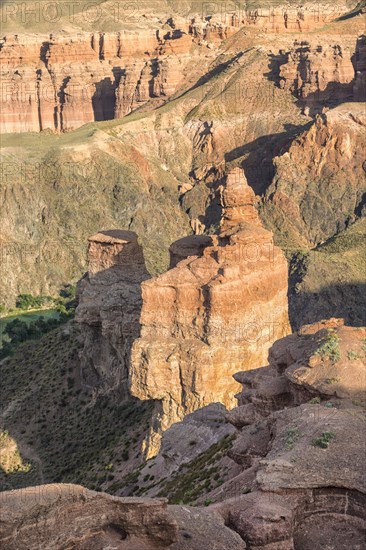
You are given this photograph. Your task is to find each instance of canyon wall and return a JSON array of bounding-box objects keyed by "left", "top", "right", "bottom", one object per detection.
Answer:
[
  {"left": 0, "top": 16, "right": 242, "bottom": 134},
  {"left": 130, "top": 168, "right": 290, "bottom": 456},
  {"left": 0, "top": 28, "right": 196, "bottom": 133},
  {"left": 0, "top": 3, "right": 355, "bottom": 134},
  {"left": 261, "top": 102, "right": 366, "bottom": 250},
  {"left": 75, "top": 168, "right": 290, "bottom": 457},
  {"left": 271, "top": 34, "right": 366, "bottom": 115}
]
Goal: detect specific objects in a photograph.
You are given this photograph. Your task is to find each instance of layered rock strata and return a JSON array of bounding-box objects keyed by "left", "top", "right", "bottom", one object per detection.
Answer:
[
  {"left": 75, "top": 230, "right": 150, "bottom": 398},
  {"left": 130, "top": 168, "right": 290, "bottom": 456},
  {"left": 274, "top": 36, "right": 366, "bottom": 114},
  {"left": 0, "top": 27, "right": 198, "bottom": 133},
  {"left": 354, "top": 34, "right": 366, "bottom": 101},
  {"left": 0, "top": 483, "right": 247, "bottom": 550},
  {"left": 0, "top": 16, "right": 240, "bottom": 133}
]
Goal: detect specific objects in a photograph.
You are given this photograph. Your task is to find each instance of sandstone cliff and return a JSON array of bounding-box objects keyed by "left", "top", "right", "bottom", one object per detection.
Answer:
[
  {"left": 75, "top": 230, "right": 150, "bottom": 397},
  {"left": 0, "top": 14, "right": 244, "bottom": 134},
  {"left": 133, "top": 319, "right": 365, "bottom": 547},
  {"left": 130, "top": 168, "right": 290, "bottom": 456},
  {"left": 0, "top": 483, "right": 246, "bottom": 549},
  {"left": 0, "top": 26, "right": 203, "bottom": 133}
]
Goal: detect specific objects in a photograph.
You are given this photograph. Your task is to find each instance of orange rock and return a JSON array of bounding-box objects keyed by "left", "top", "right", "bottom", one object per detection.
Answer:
[{"left": 130, "top": 168, "right": 290, "bottom": 456}]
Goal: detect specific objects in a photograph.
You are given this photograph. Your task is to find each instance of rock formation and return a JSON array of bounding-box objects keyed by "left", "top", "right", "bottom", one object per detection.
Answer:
[
  {"left": 130, "top": 168, "right": 290, "bottom": 456},
  {"left": 354, "top": 34, "right": 366, "bottom": 101},
  {"left": 203, "top": 319, "right": 366, "bottom": 547},
  {"left": 262, "top": 103, "right": 366, "bottom": 250},
  {"left": 0, "top": 483, "right": 246, "bottom": 549},
  {"left": 2, "top": 319, "right": 364, "bottom": 549},
  {"left": 277, "top": 41, "right": 355, "bottom": 113},
  {"left": 0, "top": 16, "right": 240, "bottom": 133},
  {"left": 75, "top": 230, "right": 150, "bottom": 397},
  {"left": 272, "top": 35, "right": 366, "bottom": 114}
]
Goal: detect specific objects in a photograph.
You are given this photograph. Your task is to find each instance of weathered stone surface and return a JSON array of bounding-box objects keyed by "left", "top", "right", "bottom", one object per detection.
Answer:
[
  {"left": 130, "top": 168, "right": 290, "bottom": 456},
  {"left": 278, "top": 41, "right": 355, "bottom": 113},
  {"left": 121, "top": 403, "right": 236, "bottom": 498},
  {"left": 0, "top": 484, "right": 178, "bottom": 549},
  {"left": 75, "top": 230, "right": 150, "bottom": 397},
  {"left": 353, "top": 35, "right": 366, "bottom": 101},
  {"left": 0, "top": 27, "right": 198, "bottom": 133},
  {"left": 262, "top": 103, "right": 366, "bottom": 250},
  {"left": 0, "top": 483, "right": 247, "bottom": 550},
  {"left": 210, "top": 319, "right": 366, "bottom": 548},
  {"left": 0, "top": 15, "right": 241, "bottom": 133}
]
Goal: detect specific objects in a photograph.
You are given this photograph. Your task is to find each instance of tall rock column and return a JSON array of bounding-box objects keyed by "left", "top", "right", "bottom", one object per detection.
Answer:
[
  {"left": 75, "top": 230, "right": 150, "bottom": 399},
  {"left": 130, "top": 168, "right": 290, "bottom": 457}
]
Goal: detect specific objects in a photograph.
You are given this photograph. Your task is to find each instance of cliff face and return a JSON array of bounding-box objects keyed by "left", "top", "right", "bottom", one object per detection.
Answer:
[
  {"left": 0, "top": 2, "right": 356, "bottom": 134},
  {"left": 1, "top": 319, "right": 365, "bottom": 548},
  {"left": 0, "top": 14, "right": 245, "bottom": 134},
  {"left": 75, "top": 231, "right": 150, "bottom": 397},
  {"left": 272, "top": 35, "right": 366, "bottom": 115},
  {"left": 262, "top": 103, "right": 366, "bottom": 250},
  {"left": 0, "top": 28, "right": 201, "bottom": 133},
  {"left": 216, "top": 319, "right": 366, "bottom": 548},
  {"left": 354, "top": 34, "right": 366, "bottom": 101},
  {"left": 130, "top": 168, "right": 290, "bottom": 456}
]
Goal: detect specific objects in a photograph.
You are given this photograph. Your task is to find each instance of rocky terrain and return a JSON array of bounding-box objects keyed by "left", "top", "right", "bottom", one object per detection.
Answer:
[
  {"left": 0, "top": 1, "right": 365, "bottom": 548},
  {"left": 0, "top": 2, "right": 365, "bottom": 308},
  {"left": 1, "top": 319, "right": 365, "bottom": 548}
]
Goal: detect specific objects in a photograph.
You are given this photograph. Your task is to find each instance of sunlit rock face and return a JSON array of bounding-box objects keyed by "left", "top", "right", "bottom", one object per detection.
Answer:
[{"left": 130, "top": 168, "right": 290, "bottom": 457}]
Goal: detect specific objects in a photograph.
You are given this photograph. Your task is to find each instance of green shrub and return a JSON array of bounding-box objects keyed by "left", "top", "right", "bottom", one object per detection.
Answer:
[
  {"left": 312, "top": 432, "right": 335, "bottom": 449},
  {"left": 315, "top": 330, "right": 341, "bottom": 363},
  {"left": 286, "top": 427, "right": 300, "bottom": 450}
]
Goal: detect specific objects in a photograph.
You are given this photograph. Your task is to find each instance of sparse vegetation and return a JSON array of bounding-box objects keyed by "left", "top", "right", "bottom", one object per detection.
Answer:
[
  {"left": 0, "top": 325, "right": 153, "bottom": 492},
  {"left": 155, "top": 434, "right": 236, "bottom": 505},
  {"left": 315, "top": 330, "right": 341, "bottom": 363},
  {"left": 309, "top": 397, "right": 321, "bottom": 404},
  {"left": 326, "top": 376, "right": 341, "bottom": 384},
  {"left": 286, "top": 427, "right": 300, "bottom": 450},
  {"left": 347, "top": 350, "right": 359, "bottom": 360},
  {"left": 312, "top": 432, "right": 335, "bottom": 449}
]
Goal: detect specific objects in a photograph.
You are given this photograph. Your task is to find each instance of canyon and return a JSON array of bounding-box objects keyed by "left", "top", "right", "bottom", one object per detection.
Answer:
[
  {"left": 0, "top": 1, "right": 365, "bottom": 548},
  {"left": 0, "top": 2, "right": 359, "bottom": 134}
]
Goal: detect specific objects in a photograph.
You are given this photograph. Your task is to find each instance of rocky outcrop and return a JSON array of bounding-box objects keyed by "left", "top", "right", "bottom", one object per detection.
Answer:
[
  {"left": 238, "top": 3, "right": 350, "bottom": 33},
  {"left": 0, "top": 26, "right": 199, "bottom": 133},
  {"left": 271, "top": 35, "right": 366, "bottom": 115},
  {"left": 277, "top": 41, "right": 355, "bottom": 114},
  {"left": 262, "top": 103, "right": 366, "bottom": 250},
  {"left": 354, "top": 34, "right": 366, "bottom": 101},
  {"left": 0, "top": 483, "right": 247, "bottom": 550},
  {"left": 0, "top": 484, "right": 177, "bottom": 549},
  {"left": 208, "top": 319, "right": 366, "bottom": 548},
  {"left": 75, "top": 230, "right": 150, "bottom": 397},
  {"left": 130, "top": 168, "right": 290, "bottom": 456}
]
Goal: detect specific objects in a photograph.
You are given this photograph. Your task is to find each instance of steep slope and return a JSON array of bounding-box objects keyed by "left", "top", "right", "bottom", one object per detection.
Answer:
[
  {"left": 0, "top": 323, "right": 153, "bottom": 492},
  {"left": 1, "top": 6, "right": 365, "bottom": 319},
  {"left": 261, "top": 103, "right": 366, "bottom": 250},
  {"left": 2, "top": 318, "right": 365, "bottom": 549},
  {"left": 0, "top": 127, "right": 191, "bottom": 306}
]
